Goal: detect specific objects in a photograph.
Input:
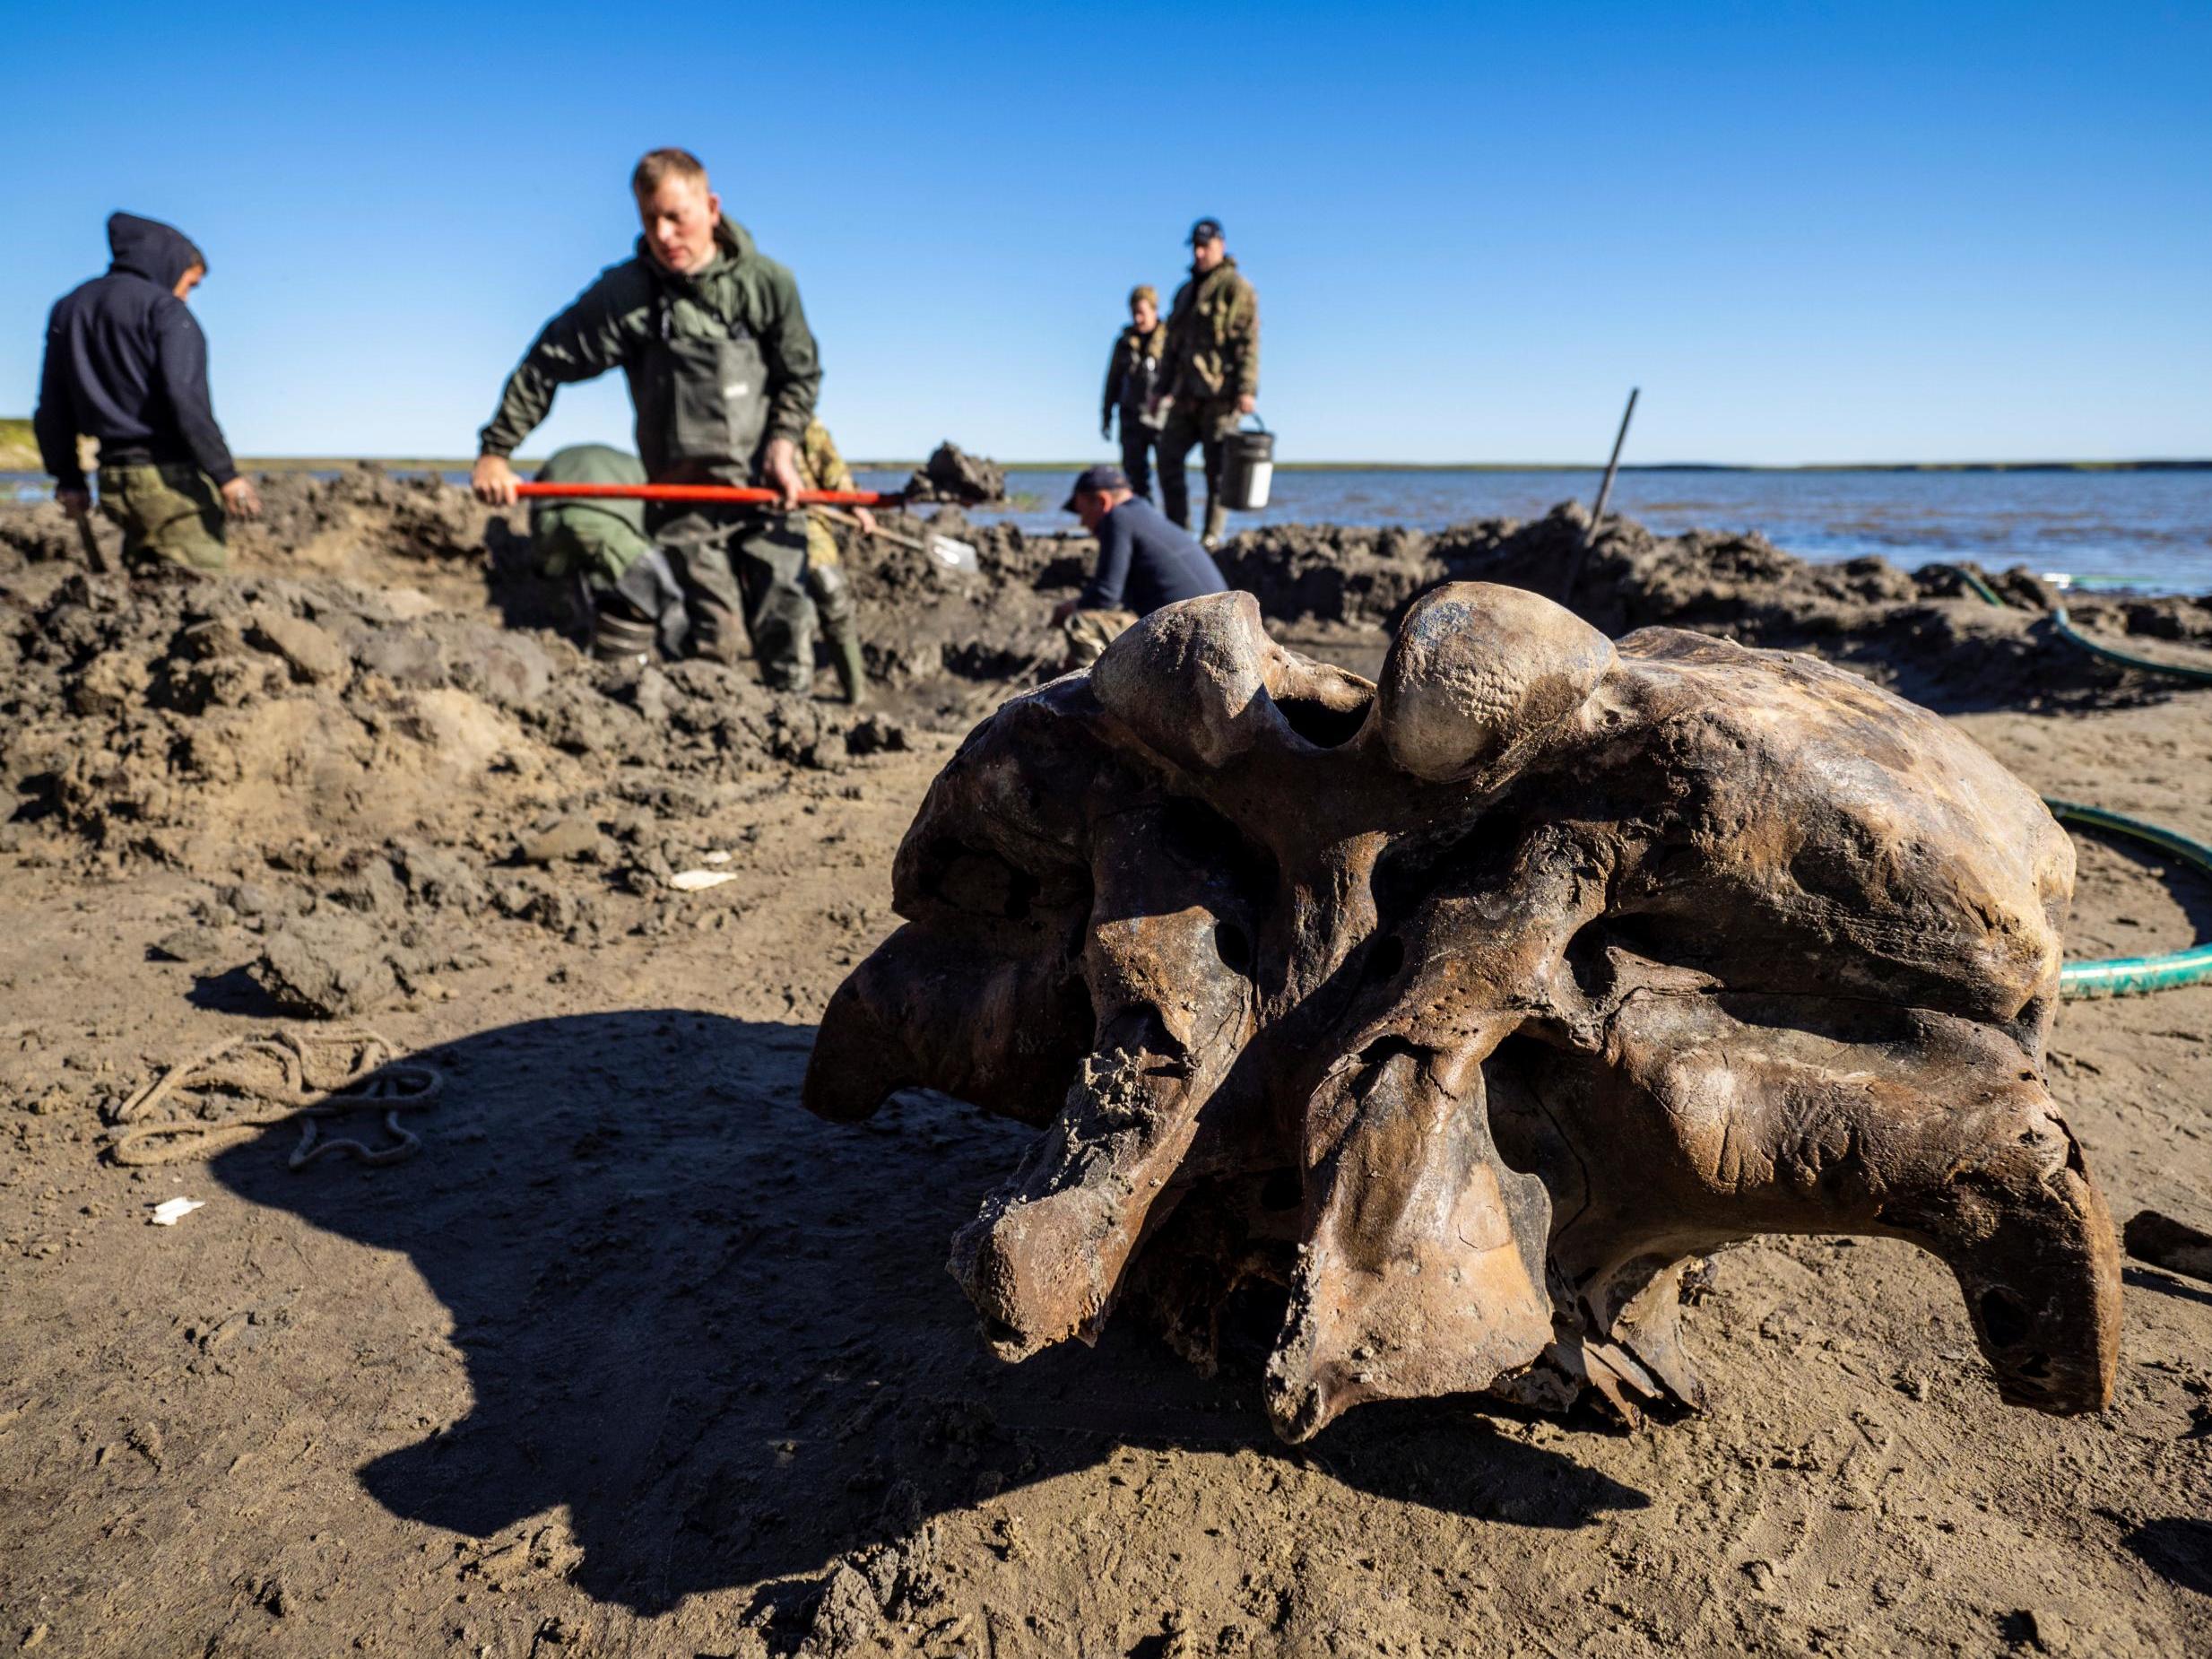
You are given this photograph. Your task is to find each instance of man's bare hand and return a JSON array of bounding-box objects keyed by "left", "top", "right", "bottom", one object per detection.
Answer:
[
  {"left": 854, "top": 507, "right": 879, "bottom": 537},
  {"left": 56, "top": 487, "right": 91, "bottom": 520},
  {"left": 1236, "top": 394, "right": 1258, "bottom": 417},
  {"left": 221, "top": 476, "right": 263, "bottom": 520},
  {"left": 762, "top": 436, "right": 802, "bottom": 508},
  {"left": 473, "top": 454, "right": 520, "bottom": 507}
]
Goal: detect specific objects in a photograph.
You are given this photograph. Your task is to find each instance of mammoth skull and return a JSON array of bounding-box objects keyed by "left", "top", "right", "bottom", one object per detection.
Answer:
[{"left": 804, "top": 584, "right": 2120, "bottom": 1441}]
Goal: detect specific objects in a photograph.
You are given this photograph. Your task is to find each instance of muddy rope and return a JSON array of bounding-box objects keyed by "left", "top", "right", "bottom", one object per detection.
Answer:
[{"left": 109, "top": 1028, "right": 443, "bottom": 1168}]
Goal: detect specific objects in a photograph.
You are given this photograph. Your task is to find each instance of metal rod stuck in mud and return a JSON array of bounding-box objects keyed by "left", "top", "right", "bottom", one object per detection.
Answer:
[
  {"left": 511, "top": 482, "right": 906, "bottom": 507},
  {"left": 1561, "top": 387, "right": 1640, "bottom": 603}
]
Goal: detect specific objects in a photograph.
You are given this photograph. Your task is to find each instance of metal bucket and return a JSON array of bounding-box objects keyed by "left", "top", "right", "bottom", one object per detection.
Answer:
[{"left": 1219, "top": 418, "right": 1274, "bottom": 511}]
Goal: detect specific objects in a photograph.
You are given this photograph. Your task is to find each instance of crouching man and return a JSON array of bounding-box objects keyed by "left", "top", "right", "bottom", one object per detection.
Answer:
[
  {"left": 1054, "top": 463, "right": 1228, "bottom": 669},
  {"left": 527, "top": 444, "right": 690, "bottom": 662}
]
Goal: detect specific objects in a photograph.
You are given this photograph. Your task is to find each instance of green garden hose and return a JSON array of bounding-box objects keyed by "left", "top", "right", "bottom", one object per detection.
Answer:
[
  {"left": 2044, "top": 800, "right": 2212, "bottom": 998},
  {"left": 1914, "top": 567, "right": 2212, "bottom": 994},
  {"left": 1926, "top": 561, "right": 2212, "bottom": 685},
  {"left": 2049, "top": 609, "right": 2212, "bottom": 686}
]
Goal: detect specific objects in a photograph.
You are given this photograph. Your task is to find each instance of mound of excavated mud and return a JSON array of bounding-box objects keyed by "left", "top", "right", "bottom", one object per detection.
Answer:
[
  {"left": 0, "top": 466, "right": 1097, "bottom": 1024},
  {"left": 1, "top": 466, "right": 1074, "bottom": 699},
  {"left": 902, "top": 441, "right": 1008, "bottom": 506},
  {"left": 9, "top": 473, "right": 2207, "bottom": 931},
  {"left": 0, "top": 564, "right": 914, "bottom": 1021},
  {"left": 1218, "top": 500, "right": 2212, "bottom": 709}
]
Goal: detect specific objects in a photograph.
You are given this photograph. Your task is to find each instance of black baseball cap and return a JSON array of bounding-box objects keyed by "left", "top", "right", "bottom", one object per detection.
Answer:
[
  {"left": 1062, "top": 463, "right": 1130, "bottom": 511},
  {"left": 1189, "top": 217, "right": 1223, "bottom": 245}
]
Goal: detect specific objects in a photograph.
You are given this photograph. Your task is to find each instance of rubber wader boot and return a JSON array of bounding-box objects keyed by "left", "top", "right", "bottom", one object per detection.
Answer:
[
  {"left": 809, "top": 563, "right": 866, "bottom": 704},
  {"left": 1202, "top": 498, "right": 1228, "bottom": 548},
  {"left": 687, "top": 598, "right": 744, "bottom": 665},
  {"left": 827, "top": 624, "right": 866, "bottom": 705},
  {"left": 592, "top": 610, "right": 657, "bottom": 665}
]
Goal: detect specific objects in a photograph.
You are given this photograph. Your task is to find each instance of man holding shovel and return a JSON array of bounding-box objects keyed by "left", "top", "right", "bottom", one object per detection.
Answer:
[{"left": 473, "top": 148, "right": 823, "bottom": 689}]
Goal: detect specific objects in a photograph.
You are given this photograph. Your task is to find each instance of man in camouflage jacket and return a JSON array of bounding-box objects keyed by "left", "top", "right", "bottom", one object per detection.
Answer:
[
  {"left": 1157, "top": 217, "right": 1259, "bottom": 547},
  {"left": 794, "top": 418, "right": 872, "bottom": 704}
]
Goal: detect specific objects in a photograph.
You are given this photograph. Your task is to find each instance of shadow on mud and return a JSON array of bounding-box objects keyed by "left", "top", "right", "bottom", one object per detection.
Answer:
[
  {"left": 2122, "top": 1516, "right": 2212, "bottom": 1598},
  {"left": 211, "top": 1009, "right": 1644, "bottom": 1615}
]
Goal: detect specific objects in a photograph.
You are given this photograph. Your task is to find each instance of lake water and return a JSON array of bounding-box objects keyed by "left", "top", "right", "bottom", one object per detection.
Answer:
[
  {"left": 849, "top": 465, "right": 2212, "bottom": 595},
  {"left": 12, "top": 465, "right": 2208, "bottom": 594}
]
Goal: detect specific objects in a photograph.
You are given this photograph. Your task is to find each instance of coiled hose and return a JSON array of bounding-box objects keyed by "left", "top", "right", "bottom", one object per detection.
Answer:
[
  {"left": 1928, "top": 561, "right": 2212, "bottom": 686},
  {"left": 2046, "top": 801, "right": 2212, "bottom": 998},
  {"left": 1913, "top": 563, "right": 2212, "bottom": 995}
]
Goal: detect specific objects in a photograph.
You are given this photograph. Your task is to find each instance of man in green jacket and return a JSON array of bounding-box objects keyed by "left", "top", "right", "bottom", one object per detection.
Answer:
[
  {"left": 472, "top": 148, "right": 822, "bottom": 689},
  {"left": 1158, "top": 217, "right": 1260, "bottom": 548}
]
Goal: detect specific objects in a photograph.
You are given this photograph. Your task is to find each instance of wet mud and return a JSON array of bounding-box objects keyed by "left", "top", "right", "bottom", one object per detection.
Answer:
[{"left": 0, "top": 468, "right": 2208, "bottom": 1655}]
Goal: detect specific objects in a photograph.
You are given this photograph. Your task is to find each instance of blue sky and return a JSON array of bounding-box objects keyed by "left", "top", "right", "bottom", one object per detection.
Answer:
[{"left": 4, "top": 3, "right": 2207, "bottom": 465}]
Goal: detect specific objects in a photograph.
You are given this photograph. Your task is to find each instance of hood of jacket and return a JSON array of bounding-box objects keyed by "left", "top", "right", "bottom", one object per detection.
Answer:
[{"left": 108, "top": 212, "right": 206, "bottom": 290}]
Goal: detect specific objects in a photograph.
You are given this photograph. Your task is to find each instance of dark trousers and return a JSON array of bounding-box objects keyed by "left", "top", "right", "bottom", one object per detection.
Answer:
[
  {"left": 1157, "top": 397, "right": 1233, "bottom": 542},
  {"left": 1118, "top": 423, "right": 1159, "bottom": 502},
  {"left": 648, "top": 504, "right": 817, "bottom": 691}
]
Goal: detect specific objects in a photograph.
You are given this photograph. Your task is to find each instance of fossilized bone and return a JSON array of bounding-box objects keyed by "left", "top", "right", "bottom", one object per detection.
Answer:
[{"left": 805, "top": 583, "right": 2120, "bottom": 1441}]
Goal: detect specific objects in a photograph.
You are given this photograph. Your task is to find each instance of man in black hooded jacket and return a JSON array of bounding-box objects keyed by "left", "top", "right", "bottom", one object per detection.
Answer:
[{"left": 35, "top": 212, "right": 260, "bottom": 570}]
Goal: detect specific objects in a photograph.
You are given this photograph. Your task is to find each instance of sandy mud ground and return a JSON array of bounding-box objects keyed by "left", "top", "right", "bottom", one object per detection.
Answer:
[{"left": 1, "top": 473, "right": 2208, "bottom": 1655}]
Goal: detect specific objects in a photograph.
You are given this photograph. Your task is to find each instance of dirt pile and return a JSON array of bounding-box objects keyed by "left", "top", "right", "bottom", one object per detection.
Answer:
[
  {"left": 0, "top": 561, "right": 919, "bottom": 1024},
  {"left": 1219, "top": 500, "right": 2212, "bottom": 708},
  {"left": 901, "top": 441, "right": 1009, "bottom": 505},
  {"left": 7, "top": 473, "right": 2207, "bottom": 1021}
]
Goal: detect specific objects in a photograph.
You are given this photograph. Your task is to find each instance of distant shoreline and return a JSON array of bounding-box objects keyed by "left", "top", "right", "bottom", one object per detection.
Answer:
[
  {"left": 48, "top": 457, "right": 2212, "bottom": 476},
  {"left": 3, "top": 416, "right": 2206, "bottom": 476}
]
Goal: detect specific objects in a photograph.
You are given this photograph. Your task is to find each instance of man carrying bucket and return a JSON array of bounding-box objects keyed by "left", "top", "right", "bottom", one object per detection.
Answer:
[
  {"left": 1158, "top": 217, "right": 1260, "bottom": 550},
  {"left": 471, "top": 148, "right": 823, "bottom": 689}
]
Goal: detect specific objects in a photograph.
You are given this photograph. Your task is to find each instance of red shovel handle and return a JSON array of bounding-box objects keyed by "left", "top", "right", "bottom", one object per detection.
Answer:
[{"left": 512, "top": 482, "right": 905, "bottom": 506}]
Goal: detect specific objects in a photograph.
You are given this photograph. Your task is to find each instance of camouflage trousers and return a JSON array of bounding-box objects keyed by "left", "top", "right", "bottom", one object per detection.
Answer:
[
  {"left": 1061, "top": 606, "right": 1141, "bottom": 672},
  {"left": 100, "top": 464, "right": 228, "bottom": 571},
  {"left": 802, "top": 512, "right": 866, "bottom": 702}
]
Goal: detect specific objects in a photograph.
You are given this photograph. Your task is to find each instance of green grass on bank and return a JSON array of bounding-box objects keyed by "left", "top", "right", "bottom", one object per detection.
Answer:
[{"left": 0, "top": 418, "right": 39, "bottom": 470}]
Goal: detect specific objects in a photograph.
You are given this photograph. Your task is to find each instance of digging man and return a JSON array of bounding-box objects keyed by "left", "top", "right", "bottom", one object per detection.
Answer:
[
  {"left": 1053, "top": 463, "right": 1227, "bottom": 668},
  {"left": 35, "top": 212, "right": 262, "bottom": 572},
  {"left": 472, "top": 148, "right": 823, "bottom": 688}
]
